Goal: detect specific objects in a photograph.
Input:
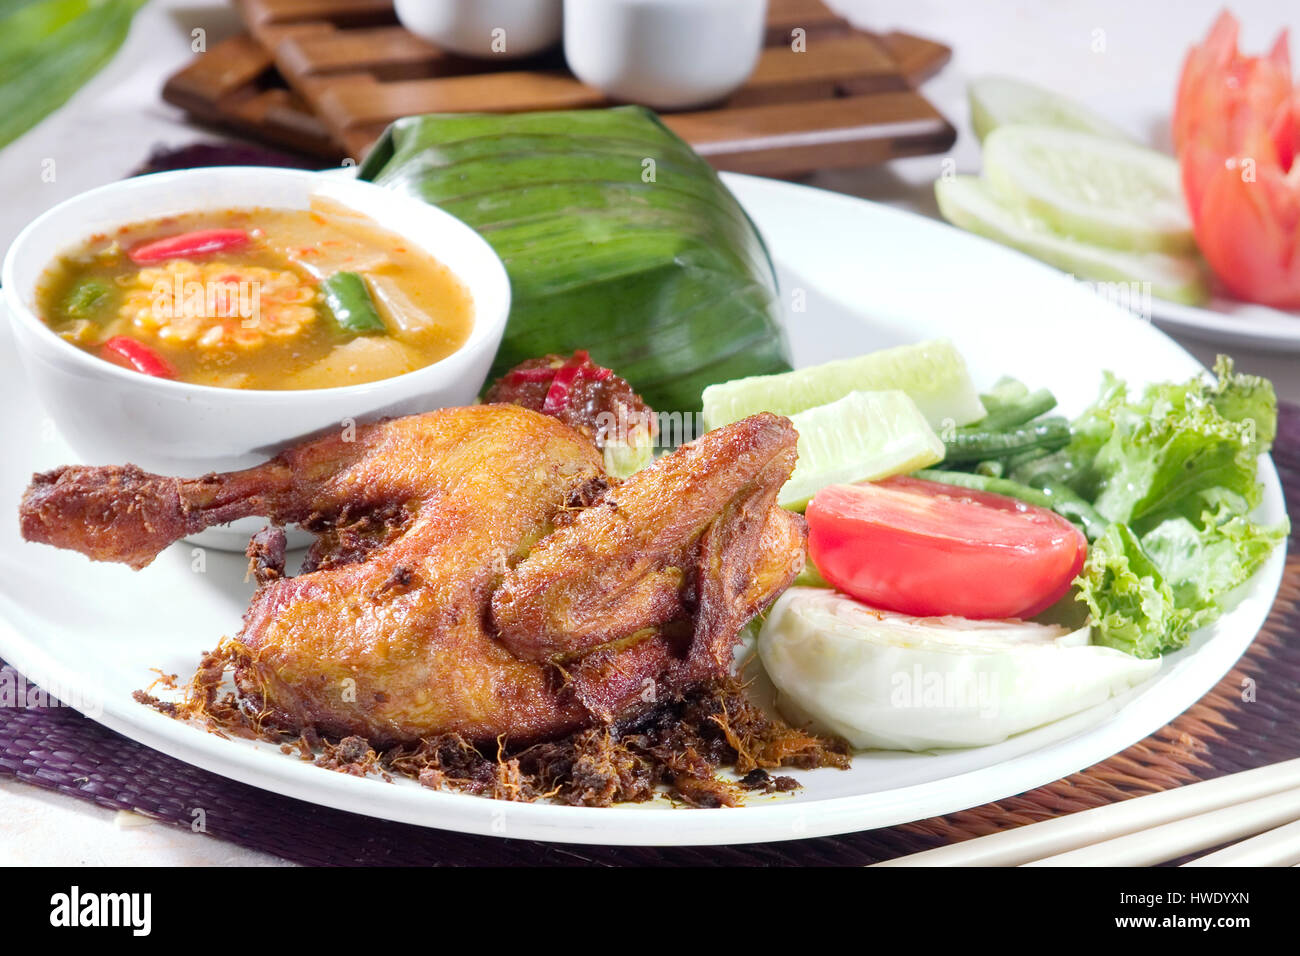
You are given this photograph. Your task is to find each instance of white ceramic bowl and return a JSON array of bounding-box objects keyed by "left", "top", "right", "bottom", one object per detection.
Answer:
[
  {"left": 395, "top": 0, "right": 563, "bottom": 59},
  {"left": 3, "top": 166, "right": 511, "bottom": 549},
  {"left": 564, "top": 0, "right": 768, "bottom": 110}
]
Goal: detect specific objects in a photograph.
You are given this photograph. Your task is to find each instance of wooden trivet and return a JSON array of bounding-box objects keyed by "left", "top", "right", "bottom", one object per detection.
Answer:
[{"left": 163, "top": 0, "right": 956, "bottom": 173}]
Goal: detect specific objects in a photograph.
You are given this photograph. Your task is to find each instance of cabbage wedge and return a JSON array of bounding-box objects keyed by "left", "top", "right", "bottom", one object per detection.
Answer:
[{"left": 759, "top": 588, "right": 1161, "bottom": 751}]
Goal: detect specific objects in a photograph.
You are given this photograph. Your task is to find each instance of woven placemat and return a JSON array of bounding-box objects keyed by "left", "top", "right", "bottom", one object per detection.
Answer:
[{"left": 2, "top": 408, "right": 1296, "bottom": 866}]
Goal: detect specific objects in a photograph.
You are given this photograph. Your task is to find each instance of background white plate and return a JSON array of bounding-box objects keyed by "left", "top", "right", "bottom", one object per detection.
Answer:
[
  {"left": 1150, "top": 294, "right": 1300, "bottom": 353},
  {"left": 0, "top": 173, "right": 1286, "bottom": 846}
]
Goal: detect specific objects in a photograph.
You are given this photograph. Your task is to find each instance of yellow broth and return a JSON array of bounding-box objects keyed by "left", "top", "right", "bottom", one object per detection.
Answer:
[{"left": 35, "top": 200, "right": 475, "bottom": 389}]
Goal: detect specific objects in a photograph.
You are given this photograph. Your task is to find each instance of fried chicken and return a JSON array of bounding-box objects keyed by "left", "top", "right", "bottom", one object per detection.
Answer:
[{"left": 19, "top": 405, "right": 804, "bottom": 746}]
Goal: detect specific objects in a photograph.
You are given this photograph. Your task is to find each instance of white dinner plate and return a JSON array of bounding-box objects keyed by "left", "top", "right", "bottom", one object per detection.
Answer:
[
  {"left": 0, "top": 172, "right": 1286, "bottom": 846},
  {"left": 1149, "top": 293, "right": 1300, "bottom": 353}
]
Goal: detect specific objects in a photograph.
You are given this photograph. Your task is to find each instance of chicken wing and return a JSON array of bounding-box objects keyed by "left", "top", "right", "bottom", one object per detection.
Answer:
[{"left": 19, "top": 405, "right": 804, "bottom": 746}]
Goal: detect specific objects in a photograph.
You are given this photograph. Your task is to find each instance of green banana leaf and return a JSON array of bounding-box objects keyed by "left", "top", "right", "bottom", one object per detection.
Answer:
[
  {"left": 358, "top": 107, "right": 791, "bottom": 413},
  {"left": 0, "top": 0, "right": 146, "bottom": 149}
]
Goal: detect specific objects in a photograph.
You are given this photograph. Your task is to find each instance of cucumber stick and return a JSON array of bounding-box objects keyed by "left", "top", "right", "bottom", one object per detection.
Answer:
[
  {"left": 982, "top": 125, "right": 1195, "bottom": 255},
  {"left": 702, "top": 339, "right": 985, "bottom": 432},
  {"left": 780, "top": 390, "right": 944, "bottom": 511},
  {"left": 969, "top": 76, "right": 1133, "bottom": 143},
  {"left": 936, "top": 176, "right": 1210, "bottom": 305}
]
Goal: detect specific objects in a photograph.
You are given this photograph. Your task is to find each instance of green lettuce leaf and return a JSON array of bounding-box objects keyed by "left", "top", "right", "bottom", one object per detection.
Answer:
[
  {"left": 1069, "top": 360, "right": 1272, "bottom": 526},
  {"left": 1206, "top": 355, "right": 1277, "bottom": 452},
  {"left": 1078, "top": 523, "right": 1186, "bottom": 658},
  {"left": 1082, "top": 508, "right": 1285, "bottom": 658},
  {"left": 1140, "top": 506, "right": 1286, "bottom": 632},
  {"left": 1068, "top": 357, "right": 1286, "bottom": 657}
]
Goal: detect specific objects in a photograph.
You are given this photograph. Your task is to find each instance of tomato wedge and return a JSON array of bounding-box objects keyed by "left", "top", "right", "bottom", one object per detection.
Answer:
[
  {"left": 1173, "top": 12, "right": 1300, "bottom": 307},
  {"left": 806, "top": 476, "right": 1087, "bottom": 620}
]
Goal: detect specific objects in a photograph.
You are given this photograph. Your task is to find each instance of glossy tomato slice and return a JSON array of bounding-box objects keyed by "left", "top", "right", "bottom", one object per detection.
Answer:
[{"left": 806, "top": 476, "right": 1087, "bottom": 620}]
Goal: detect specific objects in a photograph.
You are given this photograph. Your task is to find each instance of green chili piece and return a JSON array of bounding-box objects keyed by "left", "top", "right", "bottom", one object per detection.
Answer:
[
  {"left": 63, "top": 277, "right": 112, "bottom": 319},
  {"left": 320, "top": 272, "right": 386, "bottom": 334}
]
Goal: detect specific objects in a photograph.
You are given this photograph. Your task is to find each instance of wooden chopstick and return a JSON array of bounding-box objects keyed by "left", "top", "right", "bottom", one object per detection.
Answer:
[
  {"left": 1025, "top": 786, "right": 1300, "bottom": 866},
  {"left": 1182, "top": 817, "right": 1300, "bottom": 867},
  {"left": 873, "top": 757, "right": 1300, "bottom": 867}
]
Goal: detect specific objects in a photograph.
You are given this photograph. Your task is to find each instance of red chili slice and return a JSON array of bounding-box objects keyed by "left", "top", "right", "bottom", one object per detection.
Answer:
[
  {"left": 542, "top": 354, "right": 588, "bottom": 415},
  {"left": 504, "top": 366, "right": 562, "bottom": 383},
  {"left": 100, "top": 336, "right": 176, "bottom": 379},
  {"left": 503, "top": 351, "right": 615, "bottom": 412},
  {"left": 127, "top": 228, "right": 249, "bottom": 264}
]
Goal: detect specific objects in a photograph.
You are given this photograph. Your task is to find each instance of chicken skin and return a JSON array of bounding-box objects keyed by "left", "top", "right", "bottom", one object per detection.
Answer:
[{"left": 20, "top": 405, "right": 804, "bottom": 746}]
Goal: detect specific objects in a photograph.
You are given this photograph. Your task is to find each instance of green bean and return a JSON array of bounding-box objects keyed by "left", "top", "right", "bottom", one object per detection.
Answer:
[
  {"left": 1008, "top": 449, "right": 1081, "bottom": 488},
  {"left": 943, "top": 416, "right": 1071, "bottom": 463},
  {"left": 1037, "top": 483, "right": 1109, "bottom": 541},
  {"left": 914, "top": 469, "right": 1055, "bottom": 508},
  {"left": 976, "top": 388, "right": 1058, "bottom": 431},
  {"left": 980, "top": 376, "right": 1030, "bottom": 407},
  {"left": 1001, "top": 446, "right": 1051, "bottom": 472}
]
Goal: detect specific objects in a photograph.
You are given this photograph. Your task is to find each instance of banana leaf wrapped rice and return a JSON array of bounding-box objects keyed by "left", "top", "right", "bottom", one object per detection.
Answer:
[{"left": 358, "top": 107, "right": 791, "bottom": 413}]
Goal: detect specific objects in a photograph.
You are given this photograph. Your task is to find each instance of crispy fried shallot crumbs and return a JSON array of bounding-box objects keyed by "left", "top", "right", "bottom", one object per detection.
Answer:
[
  {"left": 131, "top": 689, "right": 179, "bottom": 716},
  {"left": 147, "top": 669, "right": 178, "bottom": 692},
  {"left": 314, "top": 736, "right": 393, "bottom": 782},
  {"left": 137, "top": 644, "right": 850, "bottom": 807}
]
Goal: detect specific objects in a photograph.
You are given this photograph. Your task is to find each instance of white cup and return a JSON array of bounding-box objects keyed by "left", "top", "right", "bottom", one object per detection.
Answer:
[
  {"left": 564, "top": 0, "right": 769, "bottom": 110},
  {"left": 395, "top": 0, "right": 564, "bottom": 59}
]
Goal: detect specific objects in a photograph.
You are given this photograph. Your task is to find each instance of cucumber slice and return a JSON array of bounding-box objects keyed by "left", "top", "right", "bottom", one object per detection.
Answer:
[
  {"left": 602, "top": 425, "right": 654, "bottom": 479},
  {"left": 935, "top": 175, "right": 1210, "bottom": 305},
  {"left": 702, "top": 339, "right": 985, "bottom": 432},
  {"left": 969, "top": 75, "right": 1133, "bottom": 143},
  {"left": 779, "top": 390, "right": 944, "bottom": 511},
  {"left": 982, "top": 125, "right": 1195, "bottom": 254}
]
